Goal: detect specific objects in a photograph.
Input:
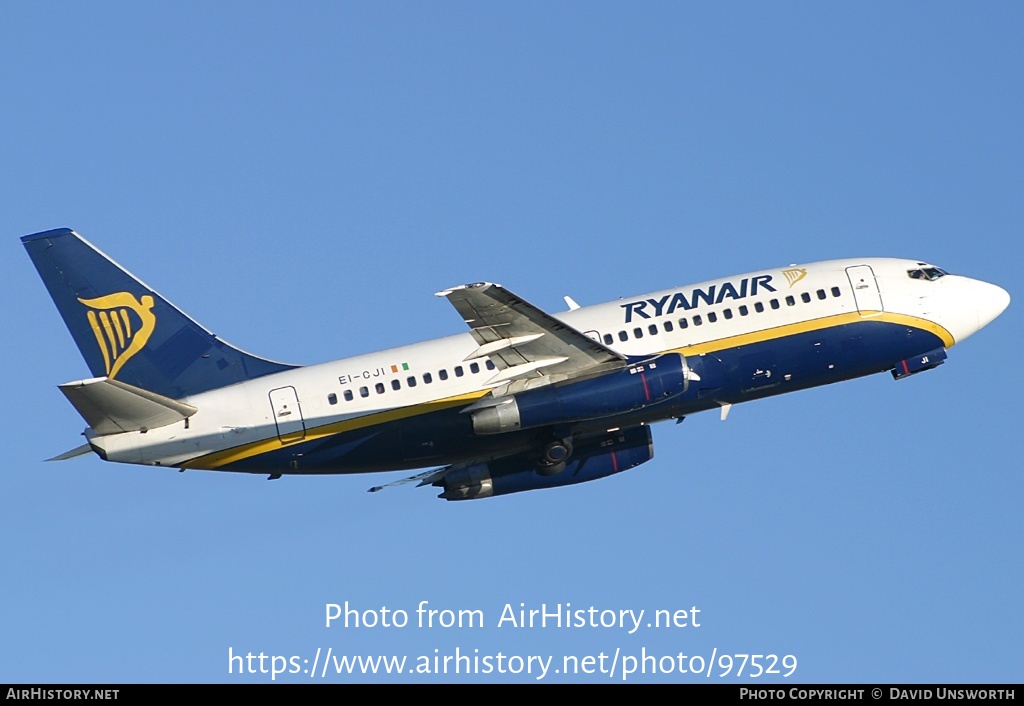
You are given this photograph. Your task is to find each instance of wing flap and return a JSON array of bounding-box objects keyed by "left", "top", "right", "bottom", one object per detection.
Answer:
[
  {"left": 465, "top": 333, "right": 545, "bottom": 361},
  {"left": 437, "top": 283, "right": 625, "bottom": 383},
  {"left": 485, "top": 357, "right": 568, "bottom": 384}
]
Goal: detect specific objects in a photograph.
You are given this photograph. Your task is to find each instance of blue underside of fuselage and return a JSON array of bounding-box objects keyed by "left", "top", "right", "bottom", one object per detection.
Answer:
[{"left": 219, "top": 319, "right": 945, "bottom": 475}]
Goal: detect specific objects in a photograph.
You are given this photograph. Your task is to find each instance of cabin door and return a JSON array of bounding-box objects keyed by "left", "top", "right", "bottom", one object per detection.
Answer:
[
  {"left": 845, "top": 265, "right": 884, "bottom": 314},
  {"left": 269, "top": 386, "right": 306, "bottom": 444}
]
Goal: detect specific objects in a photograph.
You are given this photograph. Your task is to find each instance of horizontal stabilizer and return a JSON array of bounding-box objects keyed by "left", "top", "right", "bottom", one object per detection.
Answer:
[
  {"left": 47, "top": 443, "right": 94, "bottom": 461},
  {"left": 59, "top": 377, "right": 197, "bottom": 436}
]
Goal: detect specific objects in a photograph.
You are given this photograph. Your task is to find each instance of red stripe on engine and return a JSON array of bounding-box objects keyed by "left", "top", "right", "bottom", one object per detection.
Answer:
[{"left": 640, "top": 372, "right": 650, "bottom": 401}]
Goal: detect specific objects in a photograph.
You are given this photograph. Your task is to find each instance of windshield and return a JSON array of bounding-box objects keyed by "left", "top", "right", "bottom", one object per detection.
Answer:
[{"left": 907, "top": 266, "right": 948, "bottom": 281}]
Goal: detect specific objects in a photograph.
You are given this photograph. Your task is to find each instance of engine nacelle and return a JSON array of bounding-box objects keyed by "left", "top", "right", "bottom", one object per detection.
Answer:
[
  {"left": 438, "top": 426, "right": 654, "bottom": 501},
  {"left": 469, "top": 353, "right": 693, "bottom": 435}
]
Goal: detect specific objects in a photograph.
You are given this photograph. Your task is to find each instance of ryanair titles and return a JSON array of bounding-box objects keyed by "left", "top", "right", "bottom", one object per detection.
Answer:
[{"left": 621, "top": 275, "right": 776, "bottom": 323}]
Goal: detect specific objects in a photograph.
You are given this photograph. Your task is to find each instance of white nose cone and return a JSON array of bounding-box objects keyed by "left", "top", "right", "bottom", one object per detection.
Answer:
[
  {"left": 978, "top": 281, "right": 1011, "bottom": 330},
  {"left": 942, "top": 277, "right": 1011, "bottom": 345}
]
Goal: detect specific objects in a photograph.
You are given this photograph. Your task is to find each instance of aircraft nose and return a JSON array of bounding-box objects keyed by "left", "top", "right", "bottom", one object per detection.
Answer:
[
  {"left": 935, "top": 276, "right": 1010, "bottom": 345},
  {"left": 976, "top": 280, "right": 1010, "bottom": 329}
]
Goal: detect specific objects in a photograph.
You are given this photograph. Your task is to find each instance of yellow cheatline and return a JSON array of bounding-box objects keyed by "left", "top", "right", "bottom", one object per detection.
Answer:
[
  {"left": 668, "top": 312, "right": 954, "bottom": 356},
  {"left": 876, "top": 313, "right": 955, "bottom": 348},
  {"left": 184, "top": 312, "right": 953, "bottom": 470},
  {"left": 184, "top": 389, "right": 491, "bottom": 470}
]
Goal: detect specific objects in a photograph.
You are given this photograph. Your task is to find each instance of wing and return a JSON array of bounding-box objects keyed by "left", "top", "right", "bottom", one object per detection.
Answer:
[{"left": 436, "top": 282, "right": 626, "bottom": 391}]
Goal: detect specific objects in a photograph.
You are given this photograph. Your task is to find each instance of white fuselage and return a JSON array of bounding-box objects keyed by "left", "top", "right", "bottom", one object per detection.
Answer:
[{"left": 88, "top": 257, "right": 1009, "bottom": 474}]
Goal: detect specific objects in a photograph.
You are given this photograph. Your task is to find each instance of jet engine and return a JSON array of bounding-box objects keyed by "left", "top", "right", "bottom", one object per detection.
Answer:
[
  {"left": 437, "top": 426, "right": 653, "bottom": 500},
  {"left": 466, "top": 353, "right": 696, "bottom": 435}
]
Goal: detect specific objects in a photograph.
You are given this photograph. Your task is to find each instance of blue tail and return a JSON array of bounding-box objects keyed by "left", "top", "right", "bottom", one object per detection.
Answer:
[{"left": 22, "top": 228, "right": 297, "bottom": 399}]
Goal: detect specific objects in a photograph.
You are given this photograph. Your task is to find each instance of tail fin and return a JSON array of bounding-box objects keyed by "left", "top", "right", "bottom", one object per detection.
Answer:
[{"left": 22, "top": 228, "right": 297, "bottom": 399}]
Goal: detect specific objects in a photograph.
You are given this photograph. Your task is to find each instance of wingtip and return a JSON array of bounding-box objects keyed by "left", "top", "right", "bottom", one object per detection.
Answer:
[
  {"left": 436, "top": 282, "right": 498, "bottom": 297},
  {"left": 21, "top": 228, "right": 76, "bottom": 244}
]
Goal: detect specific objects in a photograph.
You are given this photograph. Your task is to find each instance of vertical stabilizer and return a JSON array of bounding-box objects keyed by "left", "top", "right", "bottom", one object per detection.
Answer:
[{"left": 22, "top": 228, "right": 297, "bottom": 399}]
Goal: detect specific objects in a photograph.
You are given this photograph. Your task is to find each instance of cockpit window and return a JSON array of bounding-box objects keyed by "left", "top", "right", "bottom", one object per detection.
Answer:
[{"left": 907, "top": 266, "right": 948, "bottom": 281}]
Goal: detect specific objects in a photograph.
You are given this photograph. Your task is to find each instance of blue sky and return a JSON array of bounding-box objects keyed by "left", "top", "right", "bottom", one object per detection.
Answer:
[{"left": 2, "top": 2, "right": 1021, "bottom": 683}]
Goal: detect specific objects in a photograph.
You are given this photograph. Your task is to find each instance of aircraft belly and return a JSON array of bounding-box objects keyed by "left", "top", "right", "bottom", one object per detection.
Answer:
[
  {"left": 24, "top": 231, "right": 1008, "bottom": 500},
  {"left": 213, "top": 407, "right": 540, "bottom": 475},
  {"left": 210, "top": 319, "right": 945, "bottom": 476},
  {"left": 712, "top": 319, "right": 946, "bottom": 402},
  {"left": 580, "top": 319, "right": 948, "bottom": 426}
]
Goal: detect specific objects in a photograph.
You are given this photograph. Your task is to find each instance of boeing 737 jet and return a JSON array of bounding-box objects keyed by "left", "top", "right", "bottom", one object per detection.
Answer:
[{"left": 23, "top": 228, "right": 1009, "bottom": 500}]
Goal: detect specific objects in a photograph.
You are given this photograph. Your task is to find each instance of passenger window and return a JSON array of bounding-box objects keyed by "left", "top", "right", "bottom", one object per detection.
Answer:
[
  {"left": 770, "top": 299, "right": 780, "bottom": 310},
  {"left": 439, "top": 369, "right": 448, "bottom": 381},
  {"left": 817, "top": 289, "right": 826, "bottom": 300},
  {"left": 618, "top": 331, "right": 628, "bottom": 342},
  {"left": 664, "top": 321, "right": 674, "bottom": 332},
  {"left": 359, "top": 386, "right": 369, "bottom": 398},
  {"left": 693, "top": 315, "right": 703, "bottom": 326},
  {"left": 739, "top": 305, "right": 749, "bottom": 316},
  {"left": 755, "top": 302, "right": 765, "bottom": 313},
  {"left": 344, "top": 390, "right": 353, "bottom": 402},
  {"left": 391, "top": 379, "right": 401, "bottom": 391},
  {"left": 707, "top": 312, "right": 718, "bottom": 323},
  {"left": 485, "top": 360, "right": 495, "bottom": 370},
  {"left": 604, "top": 333, "right": 613, "bottom": 345},
  {"left": 633, "top": 327, "right": 643, "bottom": 338},
  {"left": 679, "top": 318, "right": 688, "bottom": 329},
  {"left": 375, "top": 382, "right": 385, "bottom": 394},
  {"left": 423, "top": 373, "right": 433, "bottom": 384},
  {"left": 407, "top": 376, "right": 417, "bottom": 387},
  {"left": 801, "top": 292, "right": 811, "bottom": 303},
  {"left": 455, "top": 366, "right": 464, "bottom": 377},
  {"left": 328, "top": 393, "right": 337, "bottom": 405},
  {"left": 831, "top": 287, "right": 841, "bottom": 297},
  {"left": 470, "top": 362, "right": 480, "bottom": 374},
  {"left": 648, "top": 324, "right": 658, "bottom": 335},
  {"left": 785, "top": 296, "right": 795, "bottom": 306}
]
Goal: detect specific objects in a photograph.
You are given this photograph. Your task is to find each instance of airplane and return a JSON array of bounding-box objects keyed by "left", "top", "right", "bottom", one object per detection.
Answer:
[{"left": 23, "top": 228, "right": 1010, "bottom": 501}]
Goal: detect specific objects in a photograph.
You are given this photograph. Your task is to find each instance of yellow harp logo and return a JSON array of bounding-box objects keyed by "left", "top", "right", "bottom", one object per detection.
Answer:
[
  {"left": 78, "top": 292, "right": 157, "bottom": 379},
  {"left": 782, "top": 268, "right": 807, "bottom": 287}
]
